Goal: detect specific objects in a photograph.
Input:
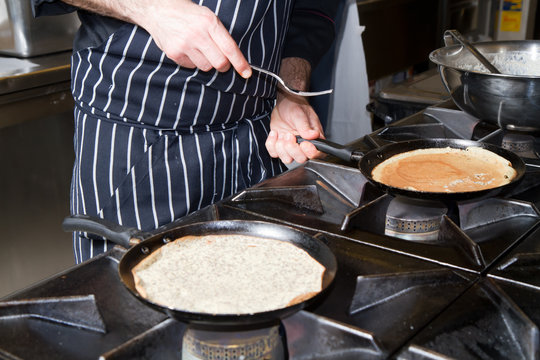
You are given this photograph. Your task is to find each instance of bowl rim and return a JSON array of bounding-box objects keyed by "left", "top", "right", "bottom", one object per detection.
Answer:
[{"left": 429, "top": 40, "right": 540, "bottom": 79}]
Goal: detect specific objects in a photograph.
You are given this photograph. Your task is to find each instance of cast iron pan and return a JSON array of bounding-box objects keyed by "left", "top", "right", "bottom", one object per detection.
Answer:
[
  {"left": 62, "top": 215, "right": 337, "bottom": 328},
  {"left": 300, "top": 137, "right": 526, "bottom": 201}
]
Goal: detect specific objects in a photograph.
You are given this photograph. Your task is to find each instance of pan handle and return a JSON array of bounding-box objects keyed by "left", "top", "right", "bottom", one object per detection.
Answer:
[
  {"left": 296, "top": 136, "right": 358, "bottom": 162},
  {"left": 62, "top": 214, "right": 149, "bottom": 248}
]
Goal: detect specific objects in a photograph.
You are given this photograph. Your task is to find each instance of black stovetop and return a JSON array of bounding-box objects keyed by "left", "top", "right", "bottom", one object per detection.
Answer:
[{"left": 2, "top": 102, "right": 540, "bottom": 359}]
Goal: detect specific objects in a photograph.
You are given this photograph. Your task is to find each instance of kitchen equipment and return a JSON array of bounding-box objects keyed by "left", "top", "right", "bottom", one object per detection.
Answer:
[
  {"left": 0, "top": 0, "right": 79, "bottom": 57},
  {"left": 298, "top": 137, "right": 526, "bottom": 201},
  {"left": 2, "top": 100, "right": 540, "bottom": 359},
  {"left": 251, "top": 65, "right": 333, "bottom": 97},
  {"left": 368, "top": 68, "right": 449, "bottom": 126},
  {"left": 61, "top": 216, "right": 337, "bottom": 327},
  {"left": 429, "top": 39, "right": 540, "bottom": 132},
  {"left": 444, "top": 29, "right": 501, "bottom": 74}
]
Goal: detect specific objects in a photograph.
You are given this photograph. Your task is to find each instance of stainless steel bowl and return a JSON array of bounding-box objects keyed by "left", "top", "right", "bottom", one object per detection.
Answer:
[{"left": 429, "top": 40, "right": 540, "bottom": 132}]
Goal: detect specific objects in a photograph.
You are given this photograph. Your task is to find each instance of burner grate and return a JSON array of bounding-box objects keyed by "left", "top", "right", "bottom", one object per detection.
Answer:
[
  {"left": 397, "top": 278, "right": 540, "bottom": 359},
  {"left": 0, "top": 295, "right": 105, "bottom": 333}
]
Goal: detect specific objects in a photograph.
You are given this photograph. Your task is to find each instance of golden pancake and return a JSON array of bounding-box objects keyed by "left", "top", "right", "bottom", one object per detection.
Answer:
[{"left": 371, "top": 147, "right": 517, "bottom": 193}]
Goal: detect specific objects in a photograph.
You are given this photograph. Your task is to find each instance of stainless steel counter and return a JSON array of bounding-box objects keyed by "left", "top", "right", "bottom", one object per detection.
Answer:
[
  {"left": 0, "top": 51, "right": 71, "bottom": 94},
  {"left": 0, "top": 51, "right": 75, "bottom": 297},
  {"left": 0, "top": 51, "right": 73, "bottom": 128}
]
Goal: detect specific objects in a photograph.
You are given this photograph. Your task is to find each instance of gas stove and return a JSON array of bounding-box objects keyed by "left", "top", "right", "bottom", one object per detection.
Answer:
[{"left": 2, "top": 101, "right": 540, "bottom": 359}]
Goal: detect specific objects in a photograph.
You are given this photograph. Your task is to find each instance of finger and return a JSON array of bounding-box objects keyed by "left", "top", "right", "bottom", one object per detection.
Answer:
[
  {"left": 196, "top": 37, "right": 232, "bottom": 72},
  {"left": 299, "top": 140, "right": 322, "bottom": 159},
  {"left": 295, "top": 113, "right": 323, "bottom": 139},
  {"left": 187, "top": 49, "right": 213, "bottom": 72},
  {"left": 210, "top": 24, "right": 251, "bottom": 78},
  {"left": 281, "top": 132, "right": 307, "bottom": 163},
  {"left": 265, "top": 130, "right": 278, "bottom": 158},
  {"left": 298, "top": 127, "right": 323, "bottom": 140},
  {"left": 174, "top": 54, "right": 196, "bottom": 69},
  {"left": 275, "top": 132, "right": 293, "bottom": 164}
]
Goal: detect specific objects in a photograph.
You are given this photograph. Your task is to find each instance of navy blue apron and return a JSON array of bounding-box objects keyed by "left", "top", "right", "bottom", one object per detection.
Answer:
[{"left": 70, "top": 0, "right": 290, "bottom": 263}]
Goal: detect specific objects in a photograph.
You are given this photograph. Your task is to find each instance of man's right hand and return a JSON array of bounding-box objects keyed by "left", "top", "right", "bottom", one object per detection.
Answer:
[
  {"left": 63, "top": 0, "right": 252, "bottom": 78},
  {"left": 138, "top": 0, "right": 252, "bottom": 78}
]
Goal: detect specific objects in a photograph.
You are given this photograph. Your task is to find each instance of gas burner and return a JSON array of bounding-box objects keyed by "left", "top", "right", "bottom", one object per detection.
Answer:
[
  {"left": 182, "top": 324, "right": 285, "bottom": 360},
  {"left": 385, "top": 197, "right": 448, "bottom": 241},
  {"left": 501, "top": 133, "right": 539, "bottom": 159}
]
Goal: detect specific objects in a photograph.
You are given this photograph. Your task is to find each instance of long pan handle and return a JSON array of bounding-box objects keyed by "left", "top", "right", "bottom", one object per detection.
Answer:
[
  {"left": 296, "top": 136, "right": 360, "bottom": 162},
  {"left": 62, "top": 214, "right": 149, "bottom": 248}
]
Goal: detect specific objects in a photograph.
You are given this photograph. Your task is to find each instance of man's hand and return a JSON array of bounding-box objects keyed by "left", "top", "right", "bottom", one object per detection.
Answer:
[
  {"left": 62, "top": 0, "right": 252, "bottom": 78},
  {"left": 265, "top": 58, "right": 325, "bottom": 164},
  {"left": 139, "top": 0, "right": 251, "bottom": 77}
]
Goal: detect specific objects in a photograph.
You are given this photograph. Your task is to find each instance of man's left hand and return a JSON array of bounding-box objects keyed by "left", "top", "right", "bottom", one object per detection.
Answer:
[{"left": 265, "top": 58, "right": 325, "bottom": 164}]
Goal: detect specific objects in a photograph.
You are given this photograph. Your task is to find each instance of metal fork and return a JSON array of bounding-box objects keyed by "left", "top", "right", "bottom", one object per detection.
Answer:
[{"left": 250, "top": 65, "right": 333, "bottom": 97}]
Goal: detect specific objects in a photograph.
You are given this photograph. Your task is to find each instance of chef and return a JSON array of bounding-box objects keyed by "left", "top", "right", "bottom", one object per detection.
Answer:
[{"left": 32, "top": 0, "right": 339, "bottom": 263}]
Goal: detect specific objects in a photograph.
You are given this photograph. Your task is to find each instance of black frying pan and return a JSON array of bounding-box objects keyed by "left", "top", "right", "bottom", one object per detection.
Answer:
[
  {"left": 62, "top": 215, "right": 337, "bottom": 328},
  {"left": 301, "top": 137, "right": 526, "bottom": 201}
]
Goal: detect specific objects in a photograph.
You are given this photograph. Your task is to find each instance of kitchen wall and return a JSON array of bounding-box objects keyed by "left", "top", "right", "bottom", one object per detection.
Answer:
[{"left": 357, "top": 0, "right": 441, "bottom": 82}]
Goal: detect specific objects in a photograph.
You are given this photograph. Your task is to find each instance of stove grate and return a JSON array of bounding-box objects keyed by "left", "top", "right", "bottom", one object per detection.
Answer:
[{"left": 0, "top": 294, "right": 105, "bottom": 333}]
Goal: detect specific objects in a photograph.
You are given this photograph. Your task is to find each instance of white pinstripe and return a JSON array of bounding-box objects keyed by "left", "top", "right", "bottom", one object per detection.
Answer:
[
  {"left": 72, "top": 52, "right": 83, "bottom": 97},
  {"left": 164, "top": 136, "right": 175, "bottom": 222},
  {"left": 130, "top": 169, "right": 142, "bottom": 230},
  {"left": 210, "top": 131, "right": 218, "bottom": 204},
  {"left": 172, "top": 70, "right": 200, "bottom": 130},
  {"left": 88, "top": 37, "right": 113, "bottom": 108},
  {"left": 108, "top": 123, "right": 117, "bottom": 196},
  {"left": 191, "top": 85, "right": 205, "bottom": 128},
  {"left": 154, "top": 67, "right": 180, "bottom": 127},
  {"left": 127, "top": 127, "right": 134, "bottom": 171},
  {"left": 194, "top": 133, "right": 205, "bottom": 210},
  {"left": 247, "top": 118, "right": 266, "bottom": 181},
  {"left": 219, "top": 131, "right": 227, "bottom": 201},
  {"left": 137, "top": 52, "right": 166, "bottom": 123},
  {"left": 178, "top": 136, "right": 191, "bottom": 214},
  {"left": 208, "top": 91, "right": 221, "bottom": 126},
  {"left": 114, "top": 188, "right": 123, "bottom": 225},
  {"left": 234, "top": 136, "right": 240, "bottom": 193},
  {"left": 119, "top": 33, "right": 153, "bottom": 118},
  {"left": 103, "top": 26, "right": 138, "bottom": 115},
  {"left": 78, "top": 50, "right": 94, "bottom": 100},
  {"left": 148, "top": 146, "right": 159, "bottom": 228},
  {"left": 92, "top": 119, "right": 102, "bottom": 215}
]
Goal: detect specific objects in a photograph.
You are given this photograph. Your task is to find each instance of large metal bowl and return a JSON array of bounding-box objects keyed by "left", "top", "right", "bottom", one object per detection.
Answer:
[{"left": 429, "top": 40, "right": 540, "bottom": 132}]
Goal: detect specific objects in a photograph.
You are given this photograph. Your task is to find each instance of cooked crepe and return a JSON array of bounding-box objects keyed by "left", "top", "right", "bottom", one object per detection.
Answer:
[
  {"left": 371, "top": 146, "right": 517, "bottom": 193},
  {"left": 132, "top": 234, "right": 325, "bottom": 315}
]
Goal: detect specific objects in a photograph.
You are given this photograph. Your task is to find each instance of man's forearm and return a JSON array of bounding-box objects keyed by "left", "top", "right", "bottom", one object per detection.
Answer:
[
  {"left": 61, "top": 0, "right": 147, "bottom": 25},
  {"left": 279, "top": 57, "right": 311, "bottom": 92}
]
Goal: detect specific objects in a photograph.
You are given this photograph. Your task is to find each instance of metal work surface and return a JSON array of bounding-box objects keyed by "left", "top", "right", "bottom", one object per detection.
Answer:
[{"left": 0, "top": 51, "right": 71, "bottom": 95}]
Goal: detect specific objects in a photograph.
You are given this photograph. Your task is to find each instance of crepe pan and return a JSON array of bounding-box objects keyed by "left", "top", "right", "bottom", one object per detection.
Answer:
[
  {"left": 62, "top": 215, "right": 337, "bottom": 328},
  {"left": 300, "top": 137, "right": 526, "bottom": 201}
]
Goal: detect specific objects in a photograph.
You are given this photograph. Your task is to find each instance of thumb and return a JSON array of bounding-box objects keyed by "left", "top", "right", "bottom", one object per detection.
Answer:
[{"left": 296, "top": 120, "right": 322, "bottom": 140}]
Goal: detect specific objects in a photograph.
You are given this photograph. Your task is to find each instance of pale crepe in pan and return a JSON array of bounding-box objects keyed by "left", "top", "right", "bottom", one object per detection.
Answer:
[
  {"left": 132, "top": 234, "right": 325, "bottom": 315},
  {"left": 371, "top": 146, "right": 517, "bottom": 193}
]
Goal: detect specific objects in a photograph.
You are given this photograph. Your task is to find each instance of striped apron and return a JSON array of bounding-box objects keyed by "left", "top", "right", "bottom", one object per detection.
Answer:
[{"left": 70, "top": 0, "right": 290, "bottom": 263}]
